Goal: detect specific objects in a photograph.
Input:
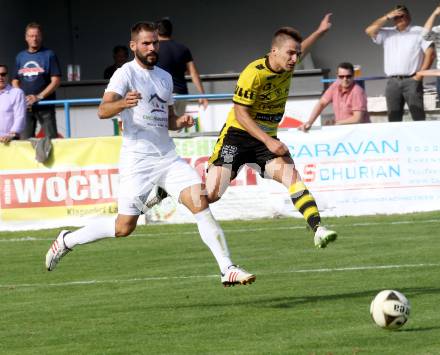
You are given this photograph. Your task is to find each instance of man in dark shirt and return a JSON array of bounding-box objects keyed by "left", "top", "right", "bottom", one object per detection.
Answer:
[
  {"left": 12, "top": 22, "right": 61, "bottom": 139},
  {"left": 156, "top": 18, "right": 207, "bottom": 115},
  {"left": 103, "top": 45, "right": 129, "bottom": 79}
]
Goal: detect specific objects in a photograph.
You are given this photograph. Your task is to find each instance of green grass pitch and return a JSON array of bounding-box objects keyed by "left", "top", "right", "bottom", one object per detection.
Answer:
[{"left": 1, "top": 211, "right": 439, "bottom": 354}]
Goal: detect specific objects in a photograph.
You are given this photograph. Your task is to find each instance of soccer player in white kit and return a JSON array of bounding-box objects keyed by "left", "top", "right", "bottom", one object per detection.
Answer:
[{"left": 45, "top": 22, "right": 255, "bottom": 287}]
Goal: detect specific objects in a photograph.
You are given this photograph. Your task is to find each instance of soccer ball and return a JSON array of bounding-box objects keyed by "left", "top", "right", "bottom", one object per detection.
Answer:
[{"left": 370, "top": 290, "right": 410, "bottom": 330}]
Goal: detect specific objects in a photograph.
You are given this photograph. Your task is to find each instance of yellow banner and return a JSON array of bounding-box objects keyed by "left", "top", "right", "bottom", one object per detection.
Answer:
[{"left": 0, "top": 137, "right": 121, "bottom": 227}]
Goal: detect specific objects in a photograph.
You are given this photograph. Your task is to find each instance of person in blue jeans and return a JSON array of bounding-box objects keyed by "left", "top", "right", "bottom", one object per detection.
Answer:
[{"left": 12, "top": 22, "right": 62, "bottom": 139}]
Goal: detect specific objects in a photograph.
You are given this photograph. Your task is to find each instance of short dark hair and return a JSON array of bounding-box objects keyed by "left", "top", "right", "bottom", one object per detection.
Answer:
[
  {"left": 395, "top": 4, "right": 410, "bottom": 16},
  {"left": 25, "top": 22, "right": 42, "bottom": 34},
  {"left": 113, "top": 45, "right": 129, "bottom": 56},
  {"left": 0, "top": 64, "right": 8, "bottom": 72},
  {"left": 337, "top": 62, "right": 354, "bottom": 74},
  {"left": 156, "top": 18, "right": 173, "bottom": 37},
  {"left": 272, "top": 27, "right": 303, "bottom": 48},
  {"left": 130, "top": 21, "right": 157, "bottom": 40}
]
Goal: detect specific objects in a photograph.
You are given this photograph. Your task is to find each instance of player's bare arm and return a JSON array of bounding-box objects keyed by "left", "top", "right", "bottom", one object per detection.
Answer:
[
  {"left": 98, "top": 90, "right": 141, "bottom": 119},
  {"left": 301, "top": 13, "right": 332, "bottom": 57},
  {"left": 234, "top": 104, "right": 288, "bottom": 156},
  {"left": 168, "top": 105, "right": 194, "bottom": 130}
]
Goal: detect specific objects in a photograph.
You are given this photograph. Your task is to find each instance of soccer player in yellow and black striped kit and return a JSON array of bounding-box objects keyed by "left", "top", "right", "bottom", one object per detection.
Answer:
[{"left": 207, "top": 14, "right": 337, "bottom": 248}]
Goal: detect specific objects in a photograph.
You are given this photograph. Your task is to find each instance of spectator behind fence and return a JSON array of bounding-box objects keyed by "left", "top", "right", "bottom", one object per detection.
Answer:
[
  {"left": 298, "top": 62, "right": 370, "bottom": 131},
  {"left": 422, "top": 6, "right": 440, "bottom": 99},
  {"left": 365, "top": 5, "right": 434, "bottom": 122},
  {"left": 103, "top": 45, "right": 129, "bottom": 79},
  {"left": 156, "top": 18, "right": 208, "bottom": 115},
  {"left": 0, "top": 64, "right": 26, "bottom": 143},
  {"left": 12, "top": 22, "right": 61, "bottom": 139}
]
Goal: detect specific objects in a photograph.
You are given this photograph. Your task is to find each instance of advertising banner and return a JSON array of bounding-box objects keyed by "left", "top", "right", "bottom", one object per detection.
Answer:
[
  {"left": 0, "top": 137, "right": 121, "bottom": 230},
  {"left": 1, "top": 122, "right": 439, "bottom": 230},
  {"left": 149, "top": 121, "right": 440, "bottom": 222}
]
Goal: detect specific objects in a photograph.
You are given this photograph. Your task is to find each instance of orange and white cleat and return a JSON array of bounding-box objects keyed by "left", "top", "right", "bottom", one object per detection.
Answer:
[
  {"left": 45, "top": 230, "right": 72, "bottom": 271},
  {"left": 221, "top": 265, "right": 256, "bottom": 287}
]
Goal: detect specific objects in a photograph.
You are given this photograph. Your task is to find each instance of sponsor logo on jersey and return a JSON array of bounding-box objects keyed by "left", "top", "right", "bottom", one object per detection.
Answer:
[
  {"left": 255, "top": 113, "right": 283, "bottom": 123},
  {"left": 259, "top": 92, "right": 271, "bottom": 101},
  {"left": 234, "top": 86, "right": 255, "bottom": 100},
  {"left": 220, "top": 145, "right": 238, "bottom": 163},
  {"left": 149, "top": 93, "right": 167, "bottom": 113},
  {"left": 257, "top": 102, "right": 286, "bottom": 111}
]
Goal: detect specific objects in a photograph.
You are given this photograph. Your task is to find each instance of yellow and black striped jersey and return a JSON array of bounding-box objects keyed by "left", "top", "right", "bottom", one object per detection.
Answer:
[{"left": 226, "top": 56, "right": 293, "bottom": 136}]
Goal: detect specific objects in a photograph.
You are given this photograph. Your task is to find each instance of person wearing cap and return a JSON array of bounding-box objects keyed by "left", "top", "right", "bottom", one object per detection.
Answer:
[{"left": 365, "top": 5, "right": 435, "bottom": 122}]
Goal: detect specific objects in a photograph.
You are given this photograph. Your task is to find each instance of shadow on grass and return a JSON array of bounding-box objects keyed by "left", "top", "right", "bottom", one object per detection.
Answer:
[
  {"left": 401, "top": 326, "right": 440, "bottom": 332},
  {"left": 265, "top": 286, "right": 440, "bottom": 309},
  {"left": 162, "top": 286, "right": 440, "bottom": 310}
]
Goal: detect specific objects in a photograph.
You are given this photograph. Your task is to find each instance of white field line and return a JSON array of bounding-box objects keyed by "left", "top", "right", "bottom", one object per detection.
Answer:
[
  {"left": 0, "top": 219, "right": 439, "bottom": 243},
  {"left": 1, "top": 263, "right": 439, "bottom": 289}
]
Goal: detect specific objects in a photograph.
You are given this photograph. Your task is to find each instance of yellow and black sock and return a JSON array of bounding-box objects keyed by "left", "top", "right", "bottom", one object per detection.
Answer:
[{"left": 289, "top": 181, "right": 321, "bottom": 232}]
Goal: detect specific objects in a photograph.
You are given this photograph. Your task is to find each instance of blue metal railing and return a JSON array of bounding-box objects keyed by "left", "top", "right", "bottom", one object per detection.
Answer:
[
  {"left": 38, "top": 77, "right": 388, "bottom": 138},
  {"left": 321, "top": 76, "right": 387, "bottom": 89},
  {"left": 38, "top": 94, "right": 233, "bottom": 138}
]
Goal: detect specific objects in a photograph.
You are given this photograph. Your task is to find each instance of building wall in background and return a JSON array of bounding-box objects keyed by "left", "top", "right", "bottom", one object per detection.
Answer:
[{"left": 1, "top": 0, "right": 438, "bottom": 95}]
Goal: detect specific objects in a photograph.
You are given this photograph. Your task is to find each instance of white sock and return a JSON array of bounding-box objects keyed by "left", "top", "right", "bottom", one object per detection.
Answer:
[
  {"left": 193, "top": 208, "right": 233, "bottom": 272},
  {"left": 64, "top": 218, "right": 116, "bottom": 249}
]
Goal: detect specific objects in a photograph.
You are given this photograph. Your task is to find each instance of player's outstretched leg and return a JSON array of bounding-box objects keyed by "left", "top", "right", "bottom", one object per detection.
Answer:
[
  {"left": 46, "top": 230, "right": 72, "bottom": 271},
  {"left": 45, "top": 218, "right": 120, "bottom": 271},
  {"left": 289, "top": 181, "right": 337, "bottom": 248},
  {"left": 180, "top": 184, "right": 256, "bottom": 287},
  {"left": 193, "top": 208, "right": 256, "bottom": 287}
]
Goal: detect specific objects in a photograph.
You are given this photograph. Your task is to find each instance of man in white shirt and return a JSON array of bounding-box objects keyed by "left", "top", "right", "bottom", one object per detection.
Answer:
[
  {"left": 45, "top": 22, "right": 255, "bottom": 287},
  {"left": 365, "top": 5, "right": 434, "bottom": 122}
]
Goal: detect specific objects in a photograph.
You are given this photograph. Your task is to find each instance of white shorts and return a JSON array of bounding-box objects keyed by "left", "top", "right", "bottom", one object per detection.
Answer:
[{"left": 117, "top": 156, "right": 201, "bottom": 215}]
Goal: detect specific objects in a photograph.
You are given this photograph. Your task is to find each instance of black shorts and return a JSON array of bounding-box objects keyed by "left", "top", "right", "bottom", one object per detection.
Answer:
[{"left": 208, "top": 126, "right": 290, "bottom": 177}]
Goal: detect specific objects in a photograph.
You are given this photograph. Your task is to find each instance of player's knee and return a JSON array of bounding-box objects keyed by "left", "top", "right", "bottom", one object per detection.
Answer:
[
  {"left": 206, "top": 190, "right": 220, "bottom": 203},
  {"left": 115, "top": 224, "right": 135, "bottom": 237}
]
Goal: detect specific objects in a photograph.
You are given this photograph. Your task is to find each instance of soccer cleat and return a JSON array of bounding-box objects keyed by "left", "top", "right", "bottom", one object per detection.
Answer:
[
  {"left": 145, "top": 186, "right": 169, "bottom": 209},
  {"left": 314, "top": 226, "right": 337, "bottom": 248},
  {"left": 45, "top": 230, "right": 72, "bottom": 271},
  {"left": 221, "top": 265, "right": 256, "bottom": 287}
]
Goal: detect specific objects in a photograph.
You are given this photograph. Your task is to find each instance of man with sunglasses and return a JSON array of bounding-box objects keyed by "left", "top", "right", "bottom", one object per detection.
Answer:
[
  {"left": 0, "top": 64, "right": 26, "bottom": 143},
  {"left": 365, "top": 5, "right": 434, "bottom": 122},
  {"left": 299, "top": 62, "right": 370, "bottom": 130}
]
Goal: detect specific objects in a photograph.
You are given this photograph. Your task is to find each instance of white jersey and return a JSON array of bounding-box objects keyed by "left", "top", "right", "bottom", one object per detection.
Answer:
[{"left": 105, "top": 59, "right": 176, "bottom": 156}]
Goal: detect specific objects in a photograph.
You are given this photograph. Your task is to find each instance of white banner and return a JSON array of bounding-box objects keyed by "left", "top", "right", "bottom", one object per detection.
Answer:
[
  {"left": 1, "top": 122, "right": 438, "bottom": 230},
  {"left": 147, "top": 121, "right": 440, "bottom": 222}
]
